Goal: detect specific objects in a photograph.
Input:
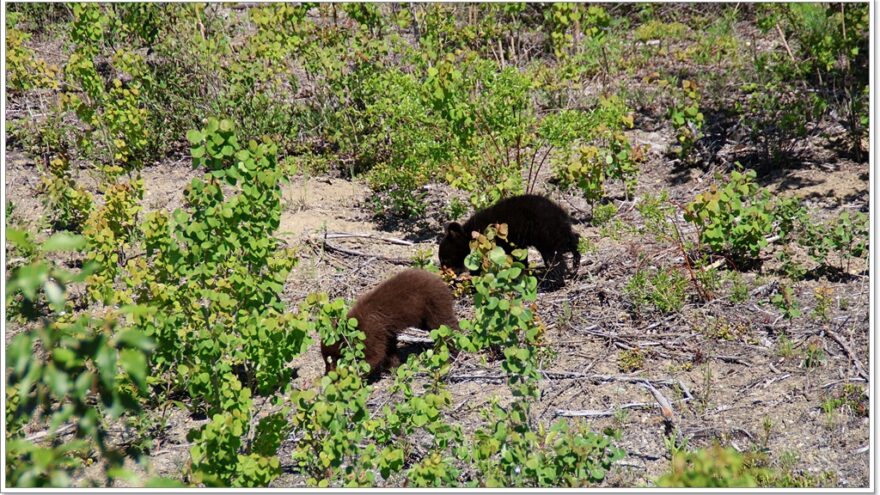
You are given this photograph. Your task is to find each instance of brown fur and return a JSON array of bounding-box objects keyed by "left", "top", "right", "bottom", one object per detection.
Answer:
[{"left": 320, "top": 269, "right": 458, "bottom": 379}]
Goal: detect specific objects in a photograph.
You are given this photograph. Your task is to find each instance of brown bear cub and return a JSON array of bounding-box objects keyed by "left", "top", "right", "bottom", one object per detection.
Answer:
[
  {"left": 320, "top": 269, "right": 458, "bottom": 380},
  {"left": 439, "top": 194, "right": 581, "bottom": 285}
]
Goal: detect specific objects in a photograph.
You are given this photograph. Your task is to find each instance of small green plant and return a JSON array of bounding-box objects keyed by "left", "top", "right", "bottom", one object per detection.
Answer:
[
  {"left": 775, "top": 246, "right": 806, "bottom": 281},
  {"left": 39, "top": 156, "right": 94, "bottom": 232},
  {"left": 577, "top": 235, "right": 596, "bottom": 255},
  {"left": 727, "top": 272, "right": 750, "bottom": 303},
  {"left": 445, "top": 197, "right": 468, "bottom": 221},
  {"left": 618, "top": 348, "right": 645, "bottom": 372},
  {"left": 699, "top": 362, "right": 714, "bottom": 413},
  {"left": 760, "top": 417, "right": 773, "bottom": 449},
  {"left": 770, "top": 285, "right": 801, "bottom": 320},
  {"left": 811, "top": 285, "right": 833, "bottom": 322},
  {"left": 776, "top": 334, "right": 795, "bottom": 359},
  {"left": 802, "top": 336, "right": 825, "bottom": 369},
  {"left": 625, "top": 266, "right": 688, "bottom": 315},
  {"left": 700, "top": 317, "right": 748, "bottom": 342},
  {"left": 800, "top": 211, "right": 868, "bottom": 275},
  {"left": 591, "top": 202, "right": 617, "bottom": 226},
  {"left": 748, "top": 450, "right": 836, "bottom": 487},
  {"left": 668, "top": 79, "right": 704, "bottom": 163},
  {"left": 411, "top": 246, "right": 438, "bottom": 271},
  {"left": 5, "top": 12, "right": 60, "bottom": 92}
]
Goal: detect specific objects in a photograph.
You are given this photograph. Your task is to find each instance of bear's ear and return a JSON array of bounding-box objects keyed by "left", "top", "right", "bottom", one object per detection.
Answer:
[{"left": 446, "top": 222, "right": 464, "bottom": 237}]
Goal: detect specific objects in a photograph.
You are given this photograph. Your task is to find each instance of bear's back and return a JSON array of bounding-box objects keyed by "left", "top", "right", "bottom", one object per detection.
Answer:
[
  {"left": 348, "top": 269, "right": 453, "bottom": 331},
  {"left": 463, "top": 195, "right": 574, "bottom": 250}
]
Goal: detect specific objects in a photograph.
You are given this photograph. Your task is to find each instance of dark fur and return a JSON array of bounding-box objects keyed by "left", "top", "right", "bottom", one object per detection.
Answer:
[
  {"left": 439, "top": 194, "right": 581, "bottom": 284},
  {"left": 320, "top": 269, "right": 458, "bottom": 379}
]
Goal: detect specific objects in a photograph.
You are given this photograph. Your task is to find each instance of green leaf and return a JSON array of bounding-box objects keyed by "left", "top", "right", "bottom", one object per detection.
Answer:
[
  {"left": 44, "top": 280, "right": 65, "bottom": 310},
  {"left": 488, "top": 247, "right": 507, "bottom": 266},
  {"left": 41, "top": 233, "right": 85, "bottom": 253},
  {"left": 186, "top": 129, "right": 203, "bottom": 145},
  {"left": 120, "top": 349, "right": 148, "bottom": 390}
]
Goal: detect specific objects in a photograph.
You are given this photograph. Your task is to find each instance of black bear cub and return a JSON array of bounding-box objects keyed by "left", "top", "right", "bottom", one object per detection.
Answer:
[
  {"left": 439, "top": 194, "right": 581, "bottom": 284},
  {"left": 321, "top": 269, "right": 458, "bottom": 379}
]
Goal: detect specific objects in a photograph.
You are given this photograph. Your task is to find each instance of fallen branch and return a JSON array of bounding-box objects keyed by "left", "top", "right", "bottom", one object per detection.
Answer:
[
  {"left": 152, "top": 442, "right": 195, "bottom": 456},
  {"left": 448, "top": 374, "right": 505, "bottom": 383},
  {"left": 398, "top": 334, "right": 434, "bottom": 344},
  {"left": 314, "top": 237, "right": 410, "bottom": 265},
  {"left": 821, "top": 377, "right": 867, "bottom": 389},
  {"left": 825, "top": 325, "right": 868, "bottom": 381},
  {"left": 539, "top": 371, "right": 694, "bottom": 400},
  {"left": 324, "top": 232, "right": 414, "bottom": 246},
  {"left": 25, "top": 423, "right": 76, "bottom": 442},
  {"left": 554, "top": 402, "right": 653, "bottom": 418}
]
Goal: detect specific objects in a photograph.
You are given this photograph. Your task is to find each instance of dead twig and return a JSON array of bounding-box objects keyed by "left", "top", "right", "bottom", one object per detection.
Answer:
[
  {"left": 825, "top": 324, "right": 868, "bottom": 381},
  {"left": 323, "top": 232, "right": 414, "bottom": 246},
  {"left": 554, "top": 402, "right": 654, "bottom": 418},
  {"left": 397, "top": 334, "right": 434, "bottom": 345},
  {"left": 447, "top": 374, "right": 505, "bottom": 383},
  {"left": 314, "top": 237, "right": 410, "bottom": 265},
  {"left": 25, "top": 423, "right": 76, "bottom": 442}
]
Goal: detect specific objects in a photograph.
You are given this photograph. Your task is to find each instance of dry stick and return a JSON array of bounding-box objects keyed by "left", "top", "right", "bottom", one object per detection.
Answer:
[
  {"left": 316, "top": 238, "right": 410, "bottom": 265},
  {"left": 323, "top": 232, "right": 414, "bottom": 246},
  {"left": 821, "top": 377, "right": 867, "bottom": 389},
  {"left": 538, "top": 371, "right": 694, "bottom": 401},
  {"left": 398, "top": 334, "right": 434, "bottom": 345},
  {"left": 447, "top": 374, "right": 505, "bottom": 383},
  {"left": 825, "top": 326, "right": 868, "bottom": 381},
  {"left": 25, "top": 423, "right": 76, "bottom": 442},
  {"left": 152, "top": 443, "right": 195, "bottom": 456},
  {"left": 555, "top": 402, "right": 654, "bottom": 418}
]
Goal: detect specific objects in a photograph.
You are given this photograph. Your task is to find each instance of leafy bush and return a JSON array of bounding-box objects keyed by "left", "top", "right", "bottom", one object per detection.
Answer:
[
  {"left": 291, "top": 293, "right": 463, "bottom": 487},
  {"left": 758, "top": 3, "right": 868, "bottom": 157},
  {"left": 684, "top": 169, "right": 775, "bottom": 263},
  {"left": 5, "top": 232, "right": 174, "bottom": 487},
  {"left": 126, "top": 119, "right": 310, "bottom": 486},
  {"left": 5, "top": 12, "right": 59, "bottom": 92},
  {"left": 800, "top": 211, "right": 868, "bottom": 275},
  {"left": 551, "top": 97, "right": 642, "bottom": 205},
  {"left": 657, "top": 445, "right": 763, "bottom": 487},
  {"left": 463, "top": 225, "right": 624, "bottom": 487},
  {"left": 625, "top": 266, "right": 689, "bottom": 315},
  {"left": 39, "top": 157, "right": 94, "bottom": 232}
]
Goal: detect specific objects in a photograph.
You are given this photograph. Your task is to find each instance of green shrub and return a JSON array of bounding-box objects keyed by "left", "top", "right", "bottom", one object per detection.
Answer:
[
  {"left": 5, "top": 12, "right": 60, "bottom": 92},
  {"left": 684, "top": 169, "right": 775, "bottom": 263},
  {"left": 124, "top": 120, "right": 310, "bottom": 486},
  {"left": 39, "top": 157, "right": 94, "bottom": 232},
  {"left": 657, "top": 445, "right": 763, "bottom": 487},
  {"left": 463, "top": 225, "right": 624, "bottom": 487},
  {"left": 668, "top": 79, "right": 704, "bottom": 163},
  {"left": 626, "top": 266, "right": 689, "bottom": 315},
  {"left": 551, "top": 97, "right": 642, "bottom": 205},
  {"left": 5, "top": 231, "right": 176, "bottom": 487}
]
